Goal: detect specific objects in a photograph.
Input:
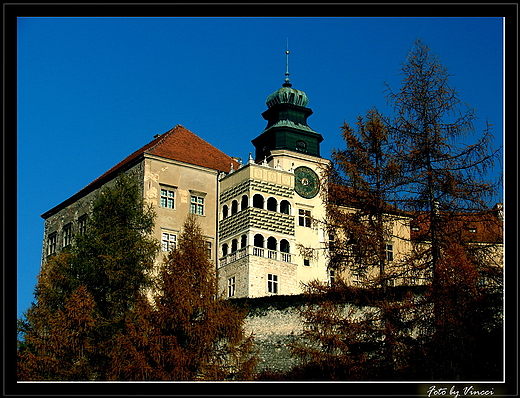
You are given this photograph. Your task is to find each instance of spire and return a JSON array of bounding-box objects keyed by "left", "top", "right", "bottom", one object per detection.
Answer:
[
  {"left": 283, "top": 38, "right": 292, "bottom": 87},
  {"left": 252, "top": 41, "right": 324, "bottom": 162}
]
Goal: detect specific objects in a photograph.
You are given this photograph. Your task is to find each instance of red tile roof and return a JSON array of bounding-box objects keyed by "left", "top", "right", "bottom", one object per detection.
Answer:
[
  {"left": 410, "top": 208, "right": 503, "bottom": 244},
  {"left": 42, "top": 125, "right": 240, "bottom": 219},
  {"left": 148, "top": 125, "right": 240, "bottom": 173},
  {"left": 327, "top": 183, "right": 411, "bottom": 217}
]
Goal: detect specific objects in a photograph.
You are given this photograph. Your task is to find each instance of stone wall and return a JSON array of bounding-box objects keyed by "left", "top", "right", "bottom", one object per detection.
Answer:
[
  {"left": 234, "top": 295, "right": 307, "bottom": 374},
  {"left": 245, "top": 306, "right": 302, "bottom": 373},
  {"left": 41, "top": 163, "right": 145, "bottom": 264}
]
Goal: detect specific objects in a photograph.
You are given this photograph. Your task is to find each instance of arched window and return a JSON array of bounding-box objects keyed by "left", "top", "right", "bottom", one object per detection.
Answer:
[
  {"left": 231, "top": 200, "right": 238, "bottom": 215},
  {"left": 280, "top": 239, "right": 290, "bottom": 253},
  {"left": 241, "top": 234, "right": 247, "bottom": 248},
  {"left": 222, "top": 243, "right": 228, "bottom": 257},
  {"left": 241, "top": 195, "right": 248, "bottom": 211},
  {"left": 253, "top": 194, "right": 264, "bottom": 209},
  {"left": 231, "top": 239, "right": 238, "bottom": 252},
  {"left": 280, "top": 200, "right": 291, "bottom": 215},
  {"left": 267, "top": 237, "right": 277, "bottom": 251},
  {"left": 267, "top": 197, "right": 277, "bottom": 212},
  {"left": 222, "top": 205, "right": 228, "bottom": 219},
  {"left": 254, "top": 234, "right": 264, "bottom": 248},
  {"left": 296, "top": 140, "right": 307, "bottom": 150}
]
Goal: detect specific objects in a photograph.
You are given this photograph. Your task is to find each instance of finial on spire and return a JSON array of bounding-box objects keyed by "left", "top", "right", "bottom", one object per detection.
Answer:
[{"left": 283, "top": 38, "right": 292, "bottom": 87}]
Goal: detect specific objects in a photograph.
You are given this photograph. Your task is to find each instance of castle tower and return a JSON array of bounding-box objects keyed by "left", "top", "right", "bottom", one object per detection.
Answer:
[
  {"left": 217, "top": 50, "right": 330, "bottom": 298},
  {"left": 251, "top": 48, "right": 324, "bottom": 164}
]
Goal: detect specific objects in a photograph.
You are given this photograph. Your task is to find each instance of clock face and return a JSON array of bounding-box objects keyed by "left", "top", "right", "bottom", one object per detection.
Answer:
[{"left": 294, "top": 166, "right": 320, "bottom": 199}]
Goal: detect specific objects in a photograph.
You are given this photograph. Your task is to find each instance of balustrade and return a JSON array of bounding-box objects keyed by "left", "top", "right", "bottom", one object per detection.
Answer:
[{"left": 219, "top": 245, "right": 293, "bottom": 267}]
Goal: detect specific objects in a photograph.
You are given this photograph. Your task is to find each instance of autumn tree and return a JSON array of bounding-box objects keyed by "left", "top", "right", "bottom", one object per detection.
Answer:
[
  {"left": 293, "top": 39, "right": 502, "bottom": 381},
  {"left": 18, "top": 173, "right": 161, "bottom": 380},
  {"left": 108, "top": 214, "right": 258, "bottom": 380},
  {"left": 385, "top": 38, "right": 500, "bottom": 278},
  {"left": 326, "top": 107, "right": 403, "bottom": 291},
  {"left": 384, "top": 39, "right": 502, "bottom": 379},
  {"left": 17, "top": 253, "right": 99, "bottom": 380},
  {"left": 289, "top": 107, "right": 423, "bottom": 380}
]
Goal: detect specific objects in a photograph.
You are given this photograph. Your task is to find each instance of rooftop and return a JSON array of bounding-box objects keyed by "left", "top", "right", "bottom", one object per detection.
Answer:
[{"left": 42, "top": 125, "right": 240, "bottom": 219}]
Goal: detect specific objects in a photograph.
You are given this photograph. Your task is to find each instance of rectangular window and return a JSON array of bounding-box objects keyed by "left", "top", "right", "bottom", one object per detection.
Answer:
[
  {"left": 160, "top": 188, "right": 175, "bottom": 209},
  {"left": 329, "top": 269, "right": 335, "bottom": 285},
  {"left": 328, "top": 232, "right": 336, "bottom": 251},
  {"left": 206, "top": 241, "right": 212, "bottom": 259},
  {"left": 298, "top": 209, "right": 312, "bottom": 227},
  {"left": 303, "top": 258, "right": 310, "bottom": 266},
  {"left": 353, "top": 269, "right": 367, "bottom": 286},
  {"left": 386, "top": 244, "right": 394, "bottom": 262},
  {"left": 228, "top": 276, "right": 236, "bottom": 298},
  {"left": 190, "top": 196, "right": 204, "bottom": 215},
  {"left": 78, "top": 215, "right": 87, "bottom": 235},
  {"left": 47, "top": 232, "right": 57, "bottom": 256},
  {"left": 63, "top": 223, "right": 73, "bottom": 247},
  {"left": 161, "top": 232, "right": 177, "bottom": 252},
  {"left": 267, "top": 274, "right": 278, "bottom": 294}
]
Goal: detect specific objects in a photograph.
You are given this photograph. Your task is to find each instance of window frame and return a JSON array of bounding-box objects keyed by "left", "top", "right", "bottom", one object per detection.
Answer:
[
  {"left": 190, "top": 195, "right": 205, "bottom": 215},
  {"left": 228, "top": 276, "right": 236, "bottom": 298},
  {"left": 160, "top": 187, "right": 176, "bottom": 209},
  {"left": 266, "top": 197, "right": 278, "bottom": 212},
  {"left": 47, "top": 232, "right": 57, "bottom": 256},
  {"left": 78, "top": 215, "right": 87, "bottom": 235},
  {"left": 298, "top": 209, "right": 312, "bottom": 228},
  {"left": 386, "top": 243, "right": 394, "bottom": 262},
  {"left": 206, "top": 241, "right": 212, "bottom": 259},
  {"left": 267, "top": 273, "right": 278, "bottom": 294},
  {"left": 296, "top": 140, "right": 307, "bottom": 151},
  {"left": 161, "top": 231, "right": 177, "bottom": 252},
  {"left": 62, "top": 223, "right": 73, "bottom": 248},
  {"left": 252, "top": 193, "right": 264, "bottom": 209}
]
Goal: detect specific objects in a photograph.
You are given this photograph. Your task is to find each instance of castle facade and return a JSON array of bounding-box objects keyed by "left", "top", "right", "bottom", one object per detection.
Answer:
[{"left": 40, "top": 74, "right": 503, "bottom": 298}]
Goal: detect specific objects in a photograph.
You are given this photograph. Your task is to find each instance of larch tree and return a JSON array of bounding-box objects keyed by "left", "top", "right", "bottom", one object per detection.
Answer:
[
  {"left": 108, "top": 214, "right": 258, "bottom": 380},
  {"left": 386, "top": 38, "right": 500, "bottom": 279},
  {"left": 292, "top": 39, "right": 502, "bottom": 381},
  {"left": 326, "top": 107, "right": 403, "bottom": 291},
  {"left": 292, "top": 109, "right": 422, "bottom": 380},
  {"left": 385, "top": 39, "right": 502, "bottom": 379}
]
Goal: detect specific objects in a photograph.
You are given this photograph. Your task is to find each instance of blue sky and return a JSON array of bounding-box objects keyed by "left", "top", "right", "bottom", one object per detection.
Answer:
[{"left": 16, "top": 16, "right": 504, "bottom": 318}]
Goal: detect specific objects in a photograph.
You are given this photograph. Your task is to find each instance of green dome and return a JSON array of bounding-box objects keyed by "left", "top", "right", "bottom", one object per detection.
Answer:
[{"left": 265, "top": 85, "right": 309, "bottom": 108}]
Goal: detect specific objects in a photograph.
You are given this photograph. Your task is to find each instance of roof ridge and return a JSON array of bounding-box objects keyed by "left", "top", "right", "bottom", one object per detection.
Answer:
[
  {"left": 145, "top": 124, "right": 183, "bottom": 154},
  {"left": 147, "top": 125, "right": 240, "bottom": 173}
]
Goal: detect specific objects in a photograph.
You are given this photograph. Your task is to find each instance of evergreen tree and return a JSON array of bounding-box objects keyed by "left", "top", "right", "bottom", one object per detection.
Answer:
[
  {"left": 18, "top": 173, "right": 160, "bottom": 380},
  {"left": 17, "top": 253, "right": 99, "bottom": 380},
  {"left": 291, "top": 107, "right": 423, "bottom": 380},
  {"left": 70, "top": 173, "right": 159, "bottom": 322}
]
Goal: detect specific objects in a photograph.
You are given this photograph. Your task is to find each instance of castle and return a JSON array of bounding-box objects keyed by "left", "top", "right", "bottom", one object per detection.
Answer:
[
  {"left": 40, "top": 58, "right": 339, "bottom": 299},
  {"left": 40, "top": 64, "right": 503, "bottom": 299}
]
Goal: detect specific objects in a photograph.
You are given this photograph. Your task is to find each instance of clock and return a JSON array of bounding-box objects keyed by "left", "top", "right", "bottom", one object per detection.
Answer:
[{"left": 294, "top": 166, "right": 320, "bottom": 199}]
